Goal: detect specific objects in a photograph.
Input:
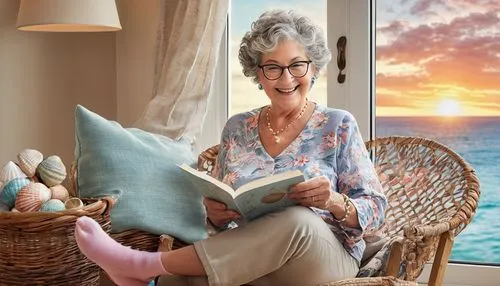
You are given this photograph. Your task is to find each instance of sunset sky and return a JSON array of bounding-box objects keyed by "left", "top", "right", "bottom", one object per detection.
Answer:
[
  {"left": 230, "top": 0, "right": 500, "bottom": 117},
  {"left": 376, "top": 0, "right": 500, "bottom": 117}
]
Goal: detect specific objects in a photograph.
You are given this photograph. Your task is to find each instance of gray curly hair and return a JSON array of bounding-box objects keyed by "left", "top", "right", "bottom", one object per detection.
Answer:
[{"left": 239, "top": 10, "right": 331, "bottom": 84}]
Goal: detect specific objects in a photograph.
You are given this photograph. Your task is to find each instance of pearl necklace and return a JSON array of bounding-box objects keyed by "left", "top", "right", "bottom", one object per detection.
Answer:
[{"left": 265, "top": 100, "right": 308, "bottom": 144}]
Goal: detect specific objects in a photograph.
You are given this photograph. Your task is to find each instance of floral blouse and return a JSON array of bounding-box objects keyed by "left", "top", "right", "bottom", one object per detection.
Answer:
[{"left": 211, "top": 103, "right": 387, "bottom": 264}]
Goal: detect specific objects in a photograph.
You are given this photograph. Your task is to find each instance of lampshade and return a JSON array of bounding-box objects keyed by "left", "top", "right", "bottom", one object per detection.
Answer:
[{"left": 17, "top": 0, "right": 122, "bottom": 32}]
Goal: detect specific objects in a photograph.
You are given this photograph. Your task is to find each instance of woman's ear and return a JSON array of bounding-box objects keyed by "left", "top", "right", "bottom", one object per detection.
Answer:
[
  {"left": 310, "top": 75, "right": 317, "bottom": 89},
  {"left": 310, "top": 65, "right": 319, "bottom": 88}
]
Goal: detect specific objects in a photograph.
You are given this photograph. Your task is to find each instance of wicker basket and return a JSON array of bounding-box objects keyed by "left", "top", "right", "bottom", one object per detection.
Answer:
[{"left": 0, "top": 197, "right": 114, "bottom": 286}]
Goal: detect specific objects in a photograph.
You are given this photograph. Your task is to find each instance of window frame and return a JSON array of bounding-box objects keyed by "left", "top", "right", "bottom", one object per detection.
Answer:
[
  {"left": 196, "top": 15, "right": 229, "bottom": 154},
  {"left": 326, "top": 0, "right": 374, "bottom": 141},
  {"left": 202, "top": 1, "right": 499, "bottom": 284}
]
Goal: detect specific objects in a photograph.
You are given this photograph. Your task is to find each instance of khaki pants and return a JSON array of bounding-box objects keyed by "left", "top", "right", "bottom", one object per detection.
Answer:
[{"left": 158, "top": 206, "right": 358, "bottom": 286}]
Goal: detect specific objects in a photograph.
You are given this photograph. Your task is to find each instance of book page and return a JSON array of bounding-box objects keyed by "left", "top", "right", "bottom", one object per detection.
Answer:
[
  {"left": 179, "top": 164, "right": 234, "bottom": 194},
  {"left": 196, "top": 180, "right": 239, "bottom": 212},
  {"left": 178, "top": 163, "right": 239, "bottom": 211},
  {"left": 235, "top": 170, "right": 304, "bottom": 195},
  {"left": 233, "top": 172, "right": 305, "bottom": 221}
]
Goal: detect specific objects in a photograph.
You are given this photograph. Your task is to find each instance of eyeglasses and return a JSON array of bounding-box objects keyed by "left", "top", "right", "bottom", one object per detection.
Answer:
[{"left": 258, "top": 61, "right": 312, "bottom": 80}]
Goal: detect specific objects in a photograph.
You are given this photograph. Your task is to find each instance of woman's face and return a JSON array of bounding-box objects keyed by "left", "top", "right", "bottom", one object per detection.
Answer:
[{"left": 258, "top": 39, "right": 316, "bottom": 111}]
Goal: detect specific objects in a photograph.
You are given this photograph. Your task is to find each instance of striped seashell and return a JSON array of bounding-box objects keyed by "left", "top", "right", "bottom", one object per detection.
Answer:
[
  {"left": 15, "top": 182, "right": 51, "bottom": 212},
  {"left": 0, "top": 177, "right": 30, "bottom": 208},
  {"left": 40, "top": 199, "right": 66, "bottom": 212},
  {"left": 0, "top": 161, "right": 26, "bottom": 183},
  {"left": 36, "top": 155, "right": 67, "bottom": 187},
  {"left": 49, "top": 185, "right": 70, "bottom": 202},
  {"left": 17, "top": 149, "right": 44, "bottom": 177}
]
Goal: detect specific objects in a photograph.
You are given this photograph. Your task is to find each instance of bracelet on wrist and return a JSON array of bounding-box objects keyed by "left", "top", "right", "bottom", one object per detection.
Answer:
[{"left": 332, "top": 193, "right": 351, "bottom": 224}]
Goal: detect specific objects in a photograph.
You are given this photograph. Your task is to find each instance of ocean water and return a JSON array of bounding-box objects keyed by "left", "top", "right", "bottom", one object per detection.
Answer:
[{"left": 376, "top": 116, "right": 500, "bottom": 265}]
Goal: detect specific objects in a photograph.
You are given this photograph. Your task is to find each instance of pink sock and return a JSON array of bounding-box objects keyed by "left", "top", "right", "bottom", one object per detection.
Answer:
[{"left": 75, "top": 216, "right": 169, "bottom": 286}]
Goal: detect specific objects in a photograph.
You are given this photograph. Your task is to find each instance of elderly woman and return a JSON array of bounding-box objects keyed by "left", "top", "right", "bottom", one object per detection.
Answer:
[{"left": 75, "top": 10, "right": 387, "bottom": 286}]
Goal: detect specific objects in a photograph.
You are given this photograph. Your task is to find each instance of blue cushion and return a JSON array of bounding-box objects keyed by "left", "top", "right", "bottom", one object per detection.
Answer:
[{"left": 74, "top": 105, "right": 208, "bottom": 243}]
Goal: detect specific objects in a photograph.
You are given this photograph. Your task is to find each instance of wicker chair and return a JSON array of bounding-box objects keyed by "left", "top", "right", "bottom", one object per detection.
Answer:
[
  {"left": 105, "top": 136, "right": 480, "bottom": 286},
  {"left": 361, "top": 136, "right": 479, "bottom": 285}
]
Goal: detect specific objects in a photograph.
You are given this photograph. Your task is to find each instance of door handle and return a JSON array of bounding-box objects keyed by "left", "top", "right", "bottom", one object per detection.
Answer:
[{"left": 337, "top": 36, "right": 347, "bottom": 83}]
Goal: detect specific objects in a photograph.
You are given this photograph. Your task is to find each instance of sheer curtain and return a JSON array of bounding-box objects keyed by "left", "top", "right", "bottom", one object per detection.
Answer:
[{"left": 135, "top": 0, "right": 229, "bottom": 144}]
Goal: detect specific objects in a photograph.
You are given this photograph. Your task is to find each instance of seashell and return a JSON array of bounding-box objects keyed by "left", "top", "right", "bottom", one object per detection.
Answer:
[
  {"left": 11, "top": 208, "right": 20, "bottom": 213},
  {"left": 15, "top": 182, "right": 51, "bottom": 212},
  {"left": 0, "top": 161, "right": 26, "bottom": 183},
  {"left": 0, "top": 201, "right": 9, "bottom": 212},
  {"left": 17, "top": 149, "right": 44, "bottom": 177},
  {"left": 36, "top": 155, "right": 67, "bottom": 187},
  {"left": 0, "top": 177, "right": 30, "bottom": 208},
  {"left": 40, "top": 199, "right": 66, "bottom": 212},
  {"left": 65, "top": 197, "right": 83, "bottom": 210},
  {"left": 50, "top": 185, "right": 70, "bottom": 201}
]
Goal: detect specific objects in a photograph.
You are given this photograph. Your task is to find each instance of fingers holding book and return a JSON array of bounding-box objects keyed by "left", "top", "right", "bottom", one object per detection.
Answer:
[
  {"left": 203, "top": 197, "right": 241, "bottom": 227},
  {"left": 287, "top": 176, "right": 331, "bottom": 208}
]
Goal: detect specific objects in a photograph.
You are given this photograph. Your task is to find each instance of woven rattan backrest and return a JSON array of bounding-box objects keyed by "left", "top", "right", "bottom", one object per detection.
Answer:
[{"left": 365, "top": 136, "right": 480, "bottom": 238}]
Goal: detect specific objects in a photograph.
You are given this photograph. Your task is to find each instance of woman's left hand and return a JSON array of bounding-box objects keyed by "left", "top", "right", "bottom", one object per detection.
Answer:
[{"left": 287, "top": 176, "right": 333, "bottom": 209}]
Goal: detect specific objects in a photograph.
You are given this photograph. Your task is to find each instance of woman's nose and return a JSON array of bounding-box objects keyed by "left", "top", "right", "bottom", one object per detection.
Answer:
[{"left": 279, "top": 68, "right": 296, "bottom": 82}]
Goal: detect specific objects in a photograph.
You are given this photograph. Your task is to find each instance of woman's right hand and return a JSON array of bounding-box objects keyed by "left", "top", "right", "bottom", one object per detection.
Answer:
[{"left": 203, "top": 197, "right": 241, "bottom": 228}]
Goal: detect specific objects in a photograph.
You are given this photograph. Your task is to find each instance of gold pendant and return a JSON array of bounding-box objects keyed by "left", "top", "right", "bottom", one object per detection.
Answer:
[{"left": 274, "top": 136, "right": 280, "bottom": 144}]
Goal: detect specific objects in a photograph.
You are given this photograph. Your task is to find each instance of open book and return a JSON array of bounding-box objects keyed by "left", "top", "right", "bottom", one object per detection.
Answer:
[{"left": 179, "top": 163, "right": 305, "bottom": 222}]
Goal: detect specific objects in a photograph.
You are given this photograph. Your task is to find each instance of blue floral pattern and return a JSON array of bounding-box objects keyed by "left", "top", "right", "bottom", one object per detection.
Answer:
[{"left": 212, "top": 103, "right": 387, "bottom": 264}]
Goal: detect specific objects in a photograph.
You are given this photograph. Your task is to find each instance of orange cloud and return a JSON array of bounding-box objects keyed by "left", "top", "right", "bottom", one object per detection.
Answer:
[{"left": 376, "top": 92, "right": 419, "bottom": 108}]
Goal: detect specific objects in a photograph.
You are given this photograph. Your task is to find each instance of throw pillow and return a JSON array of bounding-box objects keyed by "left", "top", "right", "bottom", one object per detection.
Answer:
[{"left": 74, "top": 105, "right": 207, "bottom": 243}]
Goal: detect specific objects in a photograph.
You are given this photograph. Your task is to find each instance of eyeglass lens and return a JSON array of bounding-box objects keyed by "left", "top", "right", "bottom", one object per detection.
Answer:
[{"left": 261, "top": 61, "right": 310, "bottom": 80}]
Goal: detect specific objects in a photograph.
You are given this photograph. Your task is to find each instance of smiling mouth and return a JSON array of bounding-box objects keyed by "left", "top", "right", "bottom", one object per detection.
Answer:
[{"left": 276, "top": 85, "right": 299, "bottom": 94}]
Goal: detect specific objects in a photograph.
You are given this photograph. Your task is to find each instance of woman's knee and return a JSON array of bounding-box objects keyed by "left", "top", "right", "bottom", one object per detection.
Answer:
[{"left": 273, "top": 206, "right": 330, "bottom": 236}]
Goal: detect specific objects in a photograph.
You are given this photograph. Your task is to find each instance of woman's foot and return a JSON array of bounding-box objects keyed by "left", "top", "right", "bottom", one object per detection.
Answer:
[{"left": 75, "top": 216, "right": 169, "bottom": 286}]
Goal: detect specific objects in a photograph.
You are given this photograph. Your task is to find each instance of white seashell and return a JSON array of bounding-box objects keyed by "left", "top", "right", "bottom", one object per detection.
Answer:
[
  {"left": 15, "top": 182, "right": 51, "bottom": 212},
  {"left": 49, "top": 185, "right": 70, "bottom": 202},
  {"left": 64, "top": 197, "right": 83, "bottom": 210},
  {"left": 17, "top": 149, "right": 44, "bottom": 177},
  {"left": 11, "top": 208, "right": 20, "bottom": 213},
  {"left": 37, "top": 155, "right": 67, "bottom": 187},
  {"left": 0, "top": 161, "right": 26, "bottom": 182}
]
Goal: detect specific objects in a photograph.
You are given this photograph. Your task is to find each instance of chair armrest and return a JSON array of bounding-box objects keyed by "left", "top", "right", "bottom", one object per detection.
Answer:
[
  {"left": 387, "top": 220, "right": 454, "bottom": 281},
  {"left": 403, "top": 220, "right": 451, "bottom": 238}
]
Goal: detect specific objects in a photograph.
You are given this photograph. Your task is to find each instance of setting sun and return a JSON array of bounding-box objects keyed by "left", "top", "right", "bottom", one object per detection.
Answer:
[{"left": 437, "top": 99, "right": 461, "bottom": 117}]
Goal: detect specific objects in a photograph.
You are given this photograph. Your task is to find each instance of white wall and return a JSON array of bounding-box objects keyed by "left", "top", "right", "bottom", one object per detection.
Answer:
[
  {"left": 115, "top": 0, "right": 159, "bottom": 126},
  {"left": 0, "top": 0, "right": 162, "bottom": 177},
  {"left": 0, "top": 0, "right": 117, "bottom": 176}
]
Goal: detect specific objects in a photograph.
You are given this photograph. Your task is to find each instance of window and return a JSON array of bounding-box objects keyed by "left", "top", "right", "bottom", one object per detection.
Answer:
[{"left": 376, "top": 0, "right": 500, "bottom": 266}]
